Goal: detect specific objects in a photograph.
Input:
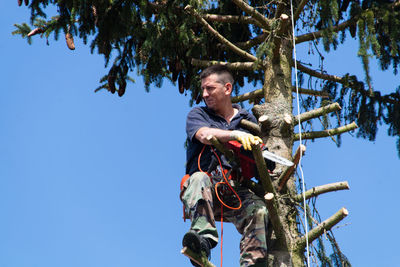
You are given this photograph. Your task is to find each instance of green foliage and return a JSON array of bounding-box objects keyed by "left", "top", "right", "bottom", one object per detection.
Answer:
[
  {"left": 13, "top": 0, "right": 400, "bottom": 152},
  {"left": 318, "top": 0, "right": 339, "bottom": 51},
  {"left": 295, "top": 1, "right": 400, "bottom": 154},
  {"left": 12, "top": 23, "right": 33, "bottom": 44},
  {"left": 316, "top": 236, "right": 333, "bottom": 267}
]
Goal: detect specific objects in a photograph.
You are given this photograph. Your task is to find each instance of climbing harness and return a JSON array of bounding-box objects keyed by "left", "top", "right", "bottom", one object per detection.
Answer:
[
  {"left": 180, "top": 144, "right": 243, "bottom": 267},
  {"left": 181, "top": 140, "right": 291, "bottom": 266}
]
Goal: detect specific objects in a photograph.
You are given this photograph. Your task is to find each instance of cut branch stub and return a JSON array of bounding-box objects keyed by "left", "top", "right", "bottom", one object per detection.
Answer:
[
  {"left": 251, "top": 144, "right": 275, "bottom": 194},
  {"left": 231, "top": 89, "right": 263, "bottom": 103},
  {"left": 277, "top": 144, "right": 306, "bottom": 192},
  {"left": 280, "top": 113, "right": 293, "bottom": 135},
  {"left": 181, "top": 247, "right": 216, "bottom": 267},
  {"left": 272, "top": 14, "right": 290, "bottom": 63},
  {"left": 206, "top": 135, "right": 237, "bottom": 165},
  {"left": 294, "top": 181, "right": 350, "bottom": 202},
  {"left": 294, "top": 121, "right": 358, "bottom": 141},
  {"left": 295, "top": 208, "right": 349, "bottom": 251},
  {"left": 260, "top": 113, "right": 295, "bottom": 138},
  {"left": 277, "top": 13, "right": 290, "bottom": 35},
  {"left": 259, "top": 115, "right": 272, "bottom": 132},
  {"left": 264, "top": 193, "right": 289, "bottom": 247},
  {"left": 294, "top": 102, "right": 341, "bottom": 126},
  {"left": 240, "top": 119, "right": 262, "bottom": 137}
]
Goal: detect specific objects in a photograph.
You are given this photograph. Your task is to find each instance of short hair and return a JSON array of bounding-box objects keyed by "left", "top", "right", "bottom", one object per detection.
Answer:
[{"left": 199, "top": 64, "right": 234, "bottom": 85}]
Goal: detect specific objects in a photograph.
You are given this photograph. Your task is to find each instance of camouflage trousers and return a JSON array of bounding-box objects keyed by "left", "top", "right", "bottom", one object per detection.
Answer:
[{"left": 180, "top": 171, "right": 269, "bottom": 267}]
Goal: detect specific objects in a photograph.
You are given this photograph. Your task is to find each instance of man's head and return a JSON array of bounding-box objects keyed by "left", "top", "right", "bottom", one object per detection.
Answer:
[
  {"left": 200, "top": 64, "right": 234, "bottom": 86},
  {"left": 200, "top": 65, "right": 234, "bottom": 113}
]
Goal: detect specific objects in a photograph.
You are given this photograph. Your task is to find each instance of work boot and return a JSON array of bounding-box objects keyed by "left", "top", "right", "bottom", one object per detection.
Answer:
[{"left": 182, "top": 230, "right": 212, "bottom": 267}]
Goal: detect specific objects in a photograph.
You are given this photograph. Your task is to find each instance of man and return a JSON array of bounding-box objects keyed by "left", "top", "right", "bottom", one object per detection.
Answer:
[{"left": 181, "top": 64, "right": 269, "bottom": 267}]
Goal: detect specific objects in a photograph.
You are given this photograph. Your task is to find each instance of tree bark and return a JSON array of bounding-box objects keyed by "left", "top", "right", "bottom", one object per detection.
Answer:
[
  {"left": 294, "top": 181, "right": 350, "bottom": 202},
  {"left": 251, "top": 37, "right": 304, "bottom": 266}
]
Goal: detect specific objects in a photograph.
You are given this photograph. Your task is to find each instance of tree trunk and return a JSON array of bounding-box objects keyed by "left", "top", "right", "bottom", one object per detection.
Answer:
[{"left": 252, "top": 39, "right": 304, "bottom": 266}]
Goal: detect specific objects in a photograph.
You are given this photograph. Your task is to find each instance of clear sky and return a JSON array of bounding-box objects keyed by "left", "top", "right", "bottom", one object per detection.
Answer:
[{"left": 1, "top": 2, "right": 399, "bottom": 267}]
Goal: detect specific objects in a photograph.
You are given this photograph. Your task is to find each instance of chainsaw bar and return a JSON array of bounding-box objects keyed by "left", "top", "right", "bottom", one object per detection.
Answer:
[{"left": 262, "top": 149, "right": 294, "bottom": 167}]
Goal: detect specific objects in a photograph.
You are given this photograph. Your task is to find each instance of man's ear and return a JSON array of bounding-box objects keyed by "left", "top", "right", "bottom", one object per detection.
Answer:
[{"left": 224, "top": 83, "right": 233, "bottom": 95}]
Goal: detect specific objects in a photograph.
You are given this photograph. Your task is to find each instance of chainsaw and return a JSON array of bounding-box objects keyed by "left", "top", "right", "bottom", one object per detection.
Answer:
[{"left": 225, "top": 140, "right": 294, "bottom": 180}]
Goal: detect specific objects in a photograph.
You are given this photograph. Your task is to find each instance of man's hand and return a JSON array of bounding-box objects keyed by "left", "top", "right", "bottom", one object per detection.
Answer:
[{"left": 230, "top": 130, "right": 262, "bottom": 150}]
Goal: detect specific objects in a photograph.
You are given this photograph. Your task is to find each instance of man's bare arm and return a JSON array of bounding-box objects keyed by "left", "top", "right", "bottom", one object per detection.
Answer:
[
  {"left": 195, "top": 127, "right": 263, "bottom": 150},
  {"left": 195, "top": 127, "right": 233, "bottom": 145}
]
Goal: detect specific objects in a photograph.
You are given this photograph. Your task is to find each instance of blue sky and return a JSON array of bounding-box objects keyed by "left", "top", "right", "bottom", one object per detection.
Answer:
[{"left": 1, "top": 2, "right": 399, "bottom": 267}]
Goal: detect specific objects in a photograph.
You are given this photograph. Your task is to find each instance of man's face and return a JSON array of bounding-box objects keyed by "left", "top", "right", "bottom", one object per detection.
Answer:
[{"left": 201, "top": 74, "right": 231, "bottom": 111}]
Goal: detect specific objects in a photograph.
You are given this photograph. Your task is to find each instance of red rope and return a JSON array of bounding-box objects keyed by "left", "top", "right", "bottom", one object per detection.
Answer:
[
  {"left": 210, "top": 147, "right": 242, "bottom": 211},
  {"left": 197, "top": 145, "right": 243, "bottom": 267},
  {"left": 220, "top": 204, "right": 223, "bottom": 267}
]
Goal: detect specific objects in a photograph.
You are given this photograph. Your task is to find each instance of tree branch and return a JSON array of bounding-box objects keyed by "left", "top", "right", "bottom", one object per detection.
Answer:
[
  {"left": 221, "top": 32, "right": 269, "bottom": 50},
  {"left": 294, "top": 0, "right": 310, "bottom": 23},
  {"left": 203, "top": 13, "right": 263, "bottom": 28},
  {"left": 294, "top": 121, "right": 358, "bottom": 141},
  {"left": 274, "top": 2, "right": 286, "bottom": 19},
  {"left": 295, "top": 2, "right": 400, "bottom": 43},
  {"left": 295, "top": 18, "right": 357, "bottom": 44},
  {"left": 231, "top": 89, "right": 263, "bottom": 103},
  {"left": 265, "top": 193, "right": 290, "bottom": 247},
  {"left": 231, "top": 87, "right": 328, "bottom": 103},
  {"left": 241, "top": 179, "right": 264, "bottom": 198},
  {"left": 296, "top": 208, "right": 349, "bottom": 251},
  {"left": 296, "top": 61, "right": 343, "bottom": 83},
  {"left": 206, "top": 136, "right": 238, "bottom": 165},
  {"left": 232, "top": 0, "right": 272, "bottom": 30},
  {"left": 293, "top": 87, "right": 329, "bottom": 98},
  {"left": 294, "top": 181, "right": 350, "bottom": 202},
  {"left": 240, "top": 119, "right": 262, "bottom": 137},
  {"left": 272, "top": 14, "right": 290, "bottom": 63},
  {"left": 185, "top": 5, "right": 257, "bottom": 62},
  {"left": 277, "top": 144, "right": 306, "bottom": 192},
  {"left": 295, "top": 62, "right": 400, "bottom": 105},
  {"left": 181, "top": 247, "right": 216, "bottom": 267},
  {"left": 251, "top": 144, "right": 275, "bottom": 194},
  {"left": 295, "top": 0, "right": 400, "bottom": 44},
  {"left": 191, "top": 59, "right": 256, "bottom": 70},
  {"left": 294, "top": 102, "right": 341, "bottom": 126}
]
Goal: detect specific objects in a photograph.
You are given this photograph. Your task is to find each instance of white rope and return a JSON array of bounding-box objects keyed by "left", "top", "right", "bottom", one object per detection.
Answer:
[{"left": 289, "top": 0, "right": 310, "bottom": 266}]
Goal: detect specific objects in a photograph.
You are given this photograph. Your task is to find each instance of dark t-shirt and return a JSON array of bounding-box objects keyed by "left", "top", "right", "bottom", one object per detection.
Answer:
[{"left": 185, "top": 104, "right": 257, "bottom": 175}]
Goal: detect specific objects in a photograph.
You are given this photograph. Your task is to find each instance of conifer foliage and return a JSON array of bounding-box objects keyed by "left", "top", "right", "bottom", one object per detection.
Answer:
[
  {"left": 13, "top": 0, "right": 400, "bottom": 153},
  {"left": 13, "top": 0, "right": 400, "bottom": 266}
]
